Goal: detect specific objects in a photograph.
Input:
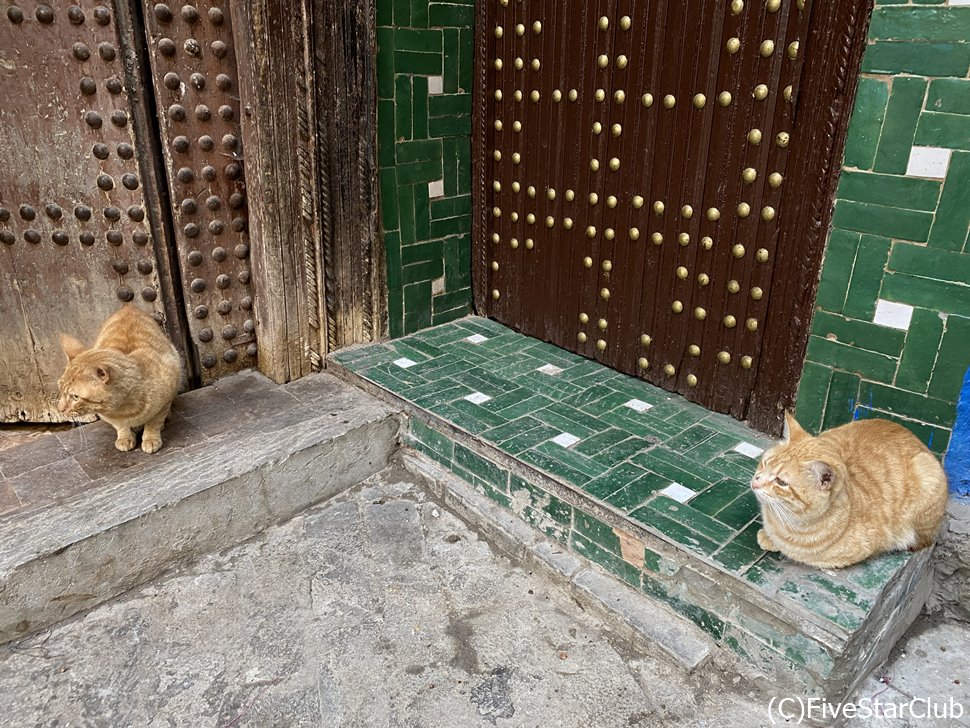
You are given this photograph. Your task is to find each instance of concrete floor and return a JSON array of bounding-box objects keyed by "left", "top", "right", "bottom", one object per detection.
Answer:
[{"left": 0, "top": 462, "right": 967, "bottom": 728}]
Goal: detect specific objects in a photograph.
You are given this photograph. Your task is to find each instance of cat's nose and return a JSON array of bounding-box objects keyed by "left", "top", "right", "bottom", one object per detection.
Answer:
[
  {"left": 56, "top": 398, "right": 67, "bottom": 413},
  {"left": 751, "top": 475, "right": 763, "bottom": 490}
]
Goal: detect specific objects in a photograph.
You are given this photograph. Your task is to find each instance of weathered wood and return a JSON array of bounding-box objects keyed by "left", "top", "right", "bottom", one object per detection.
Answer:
[
  {"left": 0, "top": 0, "right": 185, "bottom": 423},
  {"left": 312, "top": 0, "right": 385, "bottom": 349},
  {"left": 748, "top": 0, "right": 875, "bottom": 434},
  {"left": 232, "top": 0, "right": 384, "bottom": 383},
  {"left": 230, "top": 0, "right": 319, "bottom": 383}
]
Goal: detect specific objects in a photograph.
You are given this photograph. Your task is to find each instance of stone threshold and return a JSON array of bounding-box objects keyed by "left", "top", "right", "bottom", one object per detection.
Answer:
[
  {"left": 328, "top": 316, "right": 934, "bottom": 702},
  {"left": 0, "top": 371, "right": 401, "bottom": 644}
]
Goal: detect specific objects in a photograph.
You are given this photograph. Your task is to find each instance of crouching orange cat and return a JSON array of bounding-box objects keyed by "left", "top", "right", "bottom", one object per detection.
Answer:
[
  {"left": 752, "top": 412, "right": 948, "bottom": 569},
  {"left": 57, "top": 305, "right": 182, "bottom": 454}
]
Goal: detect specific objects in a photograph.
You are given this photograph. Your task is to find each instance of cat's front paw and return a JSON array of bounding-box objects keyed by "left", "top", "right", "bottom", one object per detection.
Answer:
[
  {"left": 115, "top": 433, "right": 137, "bottom": 452},
  {"left": 141, "top": 436, "right": 163, "bottom": 454},
  {"left": 757, "top": 528, "right": 779, "bottom": 552}
]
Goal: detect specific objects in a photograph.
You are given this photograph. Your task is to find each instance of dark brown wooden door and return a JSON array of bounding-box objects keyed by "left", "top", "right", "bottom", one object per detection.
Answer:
[
  {"left": 472, "top": 0, "right": 871, "bottom": 433},
  {"left": 0, "top": 1, "right": 258, "bottom": 422}
]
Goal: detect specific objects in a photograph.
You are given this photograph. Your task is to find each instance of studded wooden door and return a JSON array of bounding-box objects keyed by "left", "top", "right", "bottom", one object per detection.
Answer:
[
  {"left": 0, "top": 1, "right": 186, "bottom": 423},
  {"left": 139, "top": 0, "right": 257, "bottom": 378},
  {"left": 0, "top": 1, "right": 259, "bottom": 423},
  {"left": 472, "top": 0, "right": 872, "bottom": 433}
]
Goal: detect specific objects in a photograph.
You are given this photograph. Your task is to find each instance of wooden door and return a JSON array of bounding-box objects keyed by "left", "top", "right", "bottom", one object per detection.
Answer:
[
  {"left": 0, "top": 1, "right": 184, "bottom": 423},
  {"left": 472, "top": 0, "right": 872, "bottom": 433},
  {"left": 0, "top": 0, "right": 260, "bottom": 422}
]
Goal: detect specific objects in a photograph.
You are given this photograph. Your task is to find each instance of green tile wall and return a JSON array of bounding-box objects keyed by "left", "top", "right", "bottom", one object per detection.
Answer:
[
  {"left": 796, "top": 3, "right": 970, "bottom": 454},
  {"left": 378, "top": 0, "right": 475, "bottom": 337}
]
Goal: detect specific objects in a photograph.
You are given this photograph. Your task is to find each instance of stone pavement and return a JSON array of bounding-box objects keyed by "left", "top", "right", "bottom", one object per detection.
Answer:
[
  {"left": 0, "top": 462, "right": 764, "bottom": 728},
  {"left": 1, "top": 460, "right": 966, "bottom": 727}
]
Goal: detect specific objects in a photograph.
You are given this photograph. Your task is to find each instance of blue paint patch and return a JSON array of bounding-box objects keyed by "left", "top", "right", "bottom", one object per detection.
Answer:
[{"left": 945, "top": 366, "right": 970, "bottom": 495}]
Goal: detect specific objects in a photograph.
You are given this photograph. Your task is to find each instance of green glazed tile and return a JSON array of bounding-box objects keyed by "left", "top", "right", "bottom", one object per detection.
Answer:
[
  {"left": 882, "top": 272, "right": 970, "bottom": 319},
  {"left": 572, "top": 533, "right": 641, "bottom": 587},
  {"left": 573, "top": 510, "right": 621, "bottom": 553},
  {"left": 645, "top": 496, "right": 736, "bottom": 544},
  {"left": 437, "top": 399, "right": 507, "bottom": 435},
  {"left": 688, "top": 479, "right": 748, "bottom": 516},
  {"left": 605, "top": 471, "right": 670, "bottom": 512},
  {"left": 833, "top": 200, "right": 931, "bottom": 244},
  {"left": 715, "top": 492, "right": 761, "bottom": 531},
  {"left": 806, "top": 336, "right": 897, "bottom": 383},
  {"left": 481, "top": 416, "right": 545, "bottom": 445},
  {"left": 810, "top": 311, "right": 905, "bottom": 356},
  {"left": 498, "top": 423, "right": 562, "bottom": 455},
  {"left": 862, "top": 42, "right": 970, "bottom": 77},
  {"left": 928, "top": 152, "right": 970, "bottom": 250},
  {"left": 454, "top": 443, "right": 508, "bottom": 490},
  {"left": 582, "top": 462, "right": 652, "bottom": 500},
  {"left": 927, "top": 79, "right": 970, "bottom": 116},
  {"left": 814, "top": 228, "right": 861, "bottom": 314},
  {"left": 518, "top": 447, "right": 594, "bottom": 485},
  {"left": 666, "top": 424, "right": 718, "bottom": 453},
  {"left": 493, "top": 393, "right": 556, "bottom": 419},
  {"left": 873, "top": 76, "right": 927, "bottom": 175},
  {"left": 843, "top": 77, "right": 890, "bottom": 170},
  {"left": 530, "top": 441, "right": 609, "bottom": 480},
  {"left": 868, "top": 7, "right": 970, "bottom": 43},
  {"left": 894, "top": 308, "right": 945, "bottom": 394},
  {"left": 629, "top": 507, "right": 720, "bottom": 556},
  {"left": 928, "top": 315, "right": 970, "bottom": 402},
  {"left": 837, "top": 170, "right": 940, "bottom": 212}
]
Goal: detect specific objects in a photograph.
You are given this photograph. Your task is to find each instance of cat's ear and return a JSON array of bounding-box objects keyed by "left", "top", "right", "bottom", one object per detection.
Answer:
[
  {"left": 94, "top": 365, "right": 111, "bottom": 383},
  {"left": 784, "top": 411, "right": 809, "bottom": 443},
  {"left": 60, "top": 334, "right": 86, "bottom": 361},
  {"left": 809, "top": 461, "right": 835, "bottom": 490}
]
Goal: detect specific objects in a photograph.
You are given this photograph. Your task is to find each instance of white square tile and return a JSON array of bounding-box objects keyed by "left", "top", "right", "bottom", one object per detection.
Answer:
[
  {"left": 906, "top": 146, "right": 952, "bottom": 179},
  {"left": 537, "top": 364, "right": 563, "bottom": 376},
  {"left": 465, "top": 333, "right": 489, "bottom": 344},
  {"left": 733, "top": 442, "right": 764, "bottom": 459},
  {"left": 660, "top": 482, "right": 696, "bottom": 503},
  {"left": 431, "top": 275, "right": 446, "bottom": 296},
  {"left": 428, "top": 179, "right": 445, "bottom": 198},
  {"left": 427, "top": 75, "right": 444, "bottom": 95},
  {"left": 873, "top": 299, "right": 914, "bottom": 331},
  {"left": 551, "top": 432, "right": 580, "bottom": 448},
  {"left": 393, "top": 357, "right": 417, "bottom": 369},
  {"left": 950, "top": 0, "right": 970, "bottom": 6},
  {"left": 464, "top": 391, "right": 492, "bottom": 405},
  {"left": 623, "top": 399, "right": 653, "bottom": 413}
]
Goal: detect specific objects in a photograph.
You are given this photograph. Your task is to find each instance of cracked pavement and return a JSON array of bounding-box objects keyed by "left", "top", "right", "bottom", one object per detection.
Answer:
[{"left": 0, "top": 461, "right": 765, "bottom": 727}]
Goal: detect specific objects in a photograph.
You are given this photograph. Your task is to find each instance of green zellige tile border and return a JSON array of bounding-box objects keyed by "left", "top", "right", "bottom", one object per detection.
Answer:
[{"left": 796, "top": 1, "right": 970, "bottom": 457}]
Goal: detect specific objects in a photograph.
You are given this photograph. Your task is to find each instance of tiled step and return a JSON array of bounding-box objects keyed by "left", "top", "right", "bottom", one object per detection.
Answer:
[
  {"left": 329, "top": 316, "right": 935, "bottom": 702},
  {"left": 402, "top": 449, "right": 715, "bottom": 674},
  {"left": 0, "top": 372, "right": 401, "bottom": 644}
]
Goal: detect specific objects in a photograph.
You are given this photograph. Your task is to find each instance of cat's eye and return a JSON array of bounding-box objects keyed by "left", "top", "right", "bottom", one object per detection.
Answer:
[
  {"left": 71, "top": 393, "right": 80, "bottom": 401},
  {"left": 776, "top": 478, "right": 789, "bottom": 488}
]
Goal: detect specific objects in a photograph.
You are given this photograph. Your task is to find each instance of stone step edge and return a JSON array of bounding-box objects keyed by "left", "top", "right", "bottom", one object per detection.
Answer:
[
  {"left": 0, "top": 406, "right": 402, "bottom": 646},
  {"left": 401, "top": 449, "right": 714, "bottom": 674}
]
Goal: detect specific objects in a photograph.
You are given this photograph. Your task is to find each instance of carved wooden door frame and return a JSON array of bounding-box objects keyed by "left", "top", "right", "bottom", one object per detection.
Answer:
[
  {"left": 231, "top": 0, "right": 386, "bottom": 384},
  {"left": 471, "top": 0, "right": 874, "bottom": 436}
]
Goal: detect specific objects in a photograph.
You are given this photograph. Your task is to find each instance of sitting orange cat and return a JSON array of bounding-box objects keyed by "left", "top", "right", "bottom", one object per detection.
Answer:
[
  {"left": 57, "top": 305, "right": 182, "bottom": 454},
  {"left": 752, "top": 412, "right": 948, "bottom": 568}
]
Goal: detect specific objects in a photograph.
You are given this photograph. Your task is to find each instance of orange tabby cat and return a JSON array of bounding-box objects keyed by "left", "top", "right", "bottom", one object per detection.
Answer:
[
  {"left": 752, "top": 412, "right": 948, "bottom": 568},
  {"left": 57, "top": 305, "right": 182, "bottom": 454}
]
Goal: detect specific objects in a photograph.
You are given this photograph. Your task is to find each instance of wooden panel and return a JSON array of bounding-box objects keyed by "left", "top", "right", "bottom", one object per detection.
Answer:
[
  {"left": 0, "top": 0, "right": 184, "bottom": 423},
  {"left": 231, "top": 0, "right": 385, "bottom": 383},
  {"left": 472, "top": 0, "right": 872, "bottom": 435},
  {"left": 141, "top": 0, "right": 256, "bottom": 380}
]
